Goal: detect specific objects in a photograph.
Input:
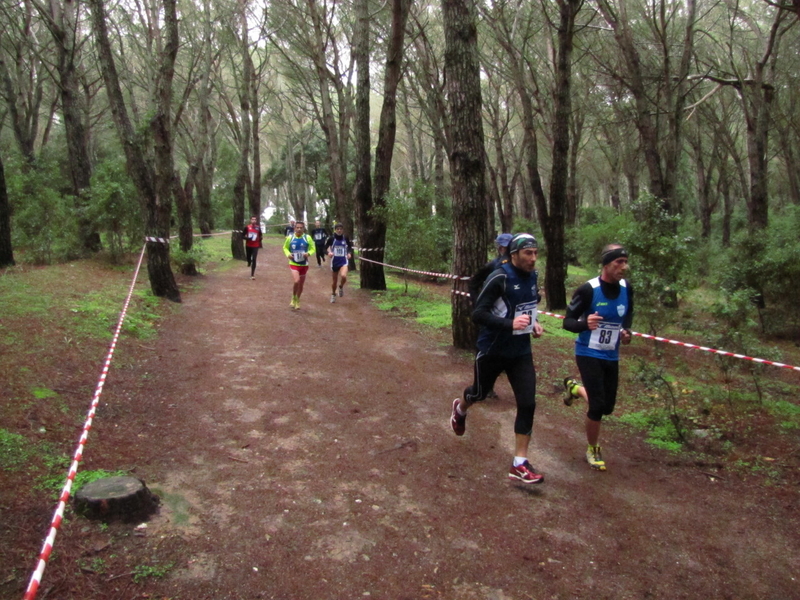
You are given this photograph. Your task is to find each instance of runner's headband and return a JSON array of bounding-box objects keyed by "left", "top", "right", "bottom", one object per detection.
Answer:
[
  {"left": 509, "top": 233, "right": 538, "bottom": 253},
  {"left": 601, "top": 246, "right": 628, "bottom": 265}
]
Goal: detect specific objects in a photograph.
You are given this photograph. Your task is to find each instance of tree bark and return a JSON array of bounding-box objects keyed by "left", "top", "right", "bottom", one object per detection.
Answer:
[
  {"left": 174, "top": 171, "right": 198, "bottom": 275},
  {"left": 595, "top": 0, "right": 697, "bottom": 215},
  {"left": 0, "top": 153, "right": 14, "bottom": 268},
  {"left": 87, "top": 0, "right": 180, "bottom": 301},
  {"left": 307, "top": 0, "right": 351, "bottom": 227},
  {"left": 359, "top": 0, "right": 410, "bottom": 291},
  {"left": 352, "top": 0, "right": 374, "bottom": 284},
  {"left": 43, "top": 0, "right": 100, "bottom": 253},
  {"left": 231, "top": 0, "right": 252, "bottom": 261},
  {"left": 443, "top": 0, "right": 489, "bottom": 349},
  {"left": 541, "top": 0, "right": 581, "bottom": 311}
]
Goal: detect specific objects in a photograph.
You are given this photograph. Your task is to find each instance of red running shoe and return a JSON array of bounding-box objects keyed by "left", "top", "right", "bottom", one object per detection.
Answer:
[{"left": 508, "top": 461, "right": 544, "bottom": 484}]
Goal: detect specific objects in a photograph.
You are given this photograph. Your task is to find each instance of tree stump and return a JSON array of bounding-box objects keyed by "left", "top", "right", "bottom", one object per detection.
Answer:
[{"left": 74, "top": 476, "right": 159, "bottom": 522}]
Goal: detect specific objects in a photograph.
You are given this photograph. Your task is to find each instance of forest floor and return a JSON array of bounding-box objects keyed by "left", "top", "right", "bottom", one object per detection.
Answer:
[{"left": 2, "top": 239, "right": 799, "bottom": 600}]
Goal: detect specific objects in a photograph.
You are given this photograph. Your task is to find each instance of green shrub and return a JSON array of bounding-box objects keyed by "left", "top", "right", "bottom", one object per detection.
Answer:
[
  {"left": 378, "top": 183, "right": 451, "bottom": 275},
  {"left": 713, "top": 205, "right": 800, "bottom": 338},
  {"left": 89, "top": 158, "right": 143, "bottom": 262}
]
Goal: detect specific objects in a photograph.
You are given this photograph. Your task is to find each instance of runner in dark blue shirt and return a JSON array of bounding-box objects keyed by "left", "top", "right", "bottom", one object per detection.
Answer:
[
  {"left": 324, "top": 223, "right": 353, "bottom": 303},
  {"left": 310, "top": 220, "right": 328, "bottom": 267},
  {"left": 450, "top": 233, "right": 545, "bottom": 484}
]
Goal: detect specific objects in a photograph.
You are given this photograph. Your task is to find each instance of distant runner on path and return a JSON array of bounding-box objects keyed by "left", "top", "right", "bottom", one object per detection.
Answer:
[
  {"left": 283, "top": 221, "right": 315, "bottom": 311},
  {"left": 242, "top": 216, "right": 263, "bottom": 280},
  {"left": 311, "top": 220, "right": 328, "bottom": 267},
  {"left": 450, "top": 233, "right": 545, "bottom": 484},
  {"left": 325, "top": 223, "right": 353, "bottom": 303},
  {"left": 562, "top": 243, "right": 634, "bottom": 471}
]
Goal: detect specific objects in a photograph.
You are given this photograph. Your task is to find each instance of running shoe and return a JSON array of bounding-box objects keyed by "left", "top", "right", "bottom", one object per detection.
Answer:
[
  {"left": 290, "top": 295, "right": 298, "bottom": 309},
  {"left": 508, "top": 461, "right": 545, "bottom": 484},
  {"left": 330, "top": 294, "right": 336, "bottom": 303},
  {"left": 251, "top": 276, "right": 255, "bottom": 280},
  {"left": 338, "top": 286, "right": 344, "bottom": 297},
  {"left": 486, "top": 389, "right": 498, "bottom": 399},
  {"left": 586, "top": 445, "right": 606, "bottom": 471},
  {"left": 563, "top": 377, "right": 580, "bottom": 407},
  {"left": 294, "top": 297, "right": 300, "bottom": 310},
  {"left": 450, "top": 398, "right": 466, "bottom": 436}
]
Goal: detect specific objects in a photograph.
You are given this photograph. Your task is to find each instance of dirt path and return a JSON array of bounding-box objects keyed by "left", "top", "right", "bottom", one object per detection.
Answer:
[{"left": 64, "top": 245, "right": 800, "bottom": 599}]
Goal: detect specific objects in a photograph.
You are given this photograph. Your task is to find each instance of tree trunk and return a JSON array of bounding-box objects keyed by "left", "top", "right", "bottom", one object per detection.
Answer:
[
  {"left": 174, "top": 171, "right": 198, "bottom": 275},
  {"left": 0, "top": 153, "right": 14, "bottom": 268},
  {"left": 362, "top": 0, "right": 410, "bottom": 291},
  {"left": 443, "top": 0, "right": 490, "bottom": 350},
  {"left": 87, "top": 0, "right": 180, "bottom": 301},
  {"left": 248, "top": 53, "right": 262, "bottom": 220},
  {"left": 742, "top": 82, "right": 773, "bottom": 231},
  {"left": 542, "top": 0, "right": 580, "bottom": 312},
  {"left": 352, "top": 0, "right": 375, "bottom": 285},
  {"left": 308, "top": 0, "right": 350, "bottom": 225},
  {"left": 48, "top": 0, "right": 100, "bottom": 253},
  {"left": 566, "top": 111, "right": 583, "bottom": 225},
  {"left": 231, "top": 0, "right": 251, "bottom": 261},
  {"left": 196, "top": 0, "right": 215, "bottom": 237},
  {"left": 719, "top": 164, "right": 732, "bottom": 247}
]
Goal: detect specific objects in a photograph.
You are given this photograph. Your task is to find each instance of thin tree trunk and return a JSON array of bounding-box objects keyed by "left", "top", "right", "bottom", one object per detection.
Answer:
[
  {"left": 443, "top": 0, "right": 489, "bottom": 349},
  {"left": 0, "top": 153, "right": 14, "bottom": 268},
  {"left": 362, "top": 0, "right": 410, "bottom": 291},
  {"left": 352, "top": 0, "right": 373, "bottom": 283},
  {"left": 87, "top": 0, "right": 180, "bottom": 301}
]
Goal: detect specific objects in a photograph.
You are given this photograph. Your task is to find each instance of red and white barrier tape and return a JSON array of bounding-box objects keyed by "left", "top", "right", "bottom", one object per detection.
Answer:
[
  {"left": 356, "top": 247, "right": 385, "bottom": 252},
  {"left": 536, "top": 310, "right": 800, "bottom": 374},
  {"left": 357, "top": 255, "right": 469, "bottom": 281},
  {"left": 145, "top": 236, "right": 169, "bottom": 244},
  {"left": 23, "top": 245, "right": 147, "bottom": 600}
]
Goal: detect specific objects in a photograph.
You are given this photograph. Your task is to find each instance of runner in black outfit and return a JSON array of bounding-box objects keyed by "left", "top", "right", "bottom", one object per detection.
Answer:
[
  {"left": 468, "top": 232, "right": 513, "bottom": 399},
  {"left": 468, "top": 233, "right": 513, "bottom": 302},
  {"left": 450, "top": 233, "right": 546, "bottom": 484},
  {"left": 311, "top": 220, "right": 328, "bottom": 267},
  {"left": 562, "top": 244, "right": 634, "bottom": 471}
]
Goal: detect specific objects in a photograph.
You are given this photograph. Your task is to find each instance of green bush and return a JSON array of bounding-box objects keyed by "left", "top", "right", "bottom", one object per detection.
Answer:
[
  {"left": 713, "top": 205, "right": 800, "bottom": 338},
  {"left": 618, "top": 194, "right": 697, "bottom": 335},
  {"left": 378, "top": 182, "right": 451, "bottom": 275},
  {"left": 571, "top": 205, "right": 632, "bottom": 268},
  {"left": 6, "top": 155, "right": 83, "bottom": 263},
  {"left": 89, "top": 158, "right": 143, "bottom": 262}
]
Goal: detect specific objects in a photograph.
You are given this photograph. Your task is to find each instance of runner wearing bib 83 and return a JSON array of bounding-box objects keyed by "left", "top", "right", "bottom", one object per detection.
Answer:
[{"left": 563, "top": 244, "right": 634, "bottom": 471}]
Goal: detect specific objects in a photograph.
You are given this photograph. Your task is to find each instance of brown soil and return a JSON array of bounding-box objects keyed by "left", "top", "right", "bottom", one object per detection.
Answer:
[{"left": 3, "top": 247, "right": 799, "bottom": 600}]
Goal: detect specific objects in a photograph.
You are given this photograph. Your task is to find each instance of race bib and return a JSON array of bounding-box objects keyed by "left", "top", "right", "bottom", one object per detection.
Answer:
[
  {"left": 292, "top": 252, "right": 305, "bottom": 263},
  {"left": 513, "top": 301, "right": 537, "bottom": 335},
  {"left": 248, "top": 232, "right": 257, "bottom": 241},
  {"left": 333, "top": 246, "right": 346, "bottom": 257},
  {"left": 588, "top": 322, "right": 620, "bottom": 350},
  {"left": 314, "top": 232, "right": 323, "bottom": 241}
]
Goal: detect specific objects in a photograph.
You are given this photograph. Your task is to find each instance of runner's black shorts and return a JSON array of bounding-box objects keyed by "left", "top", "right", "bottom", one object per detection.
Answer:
[{"left": 576, "top": 354, "right": 619, "bottom": 422}]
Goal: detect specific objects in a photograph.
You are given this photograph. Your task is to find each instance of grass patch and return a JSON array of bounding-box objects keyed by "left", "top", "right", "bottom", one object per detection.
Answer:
[
  {"left": 0, "top": 429, "right": 36, "bottom": 470},
  {"left": 37, "top": 466, "right": 129, "bottom": 500},
  {"left": 372, "top": 275, "right": 452, "bottom": 330},
  {"left": 613, "top": 410, "right": 684, "bottom": 452},
  {"left": 132, "top": 562, "right": 175, "bottom": 583}
]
